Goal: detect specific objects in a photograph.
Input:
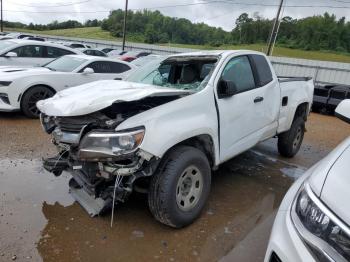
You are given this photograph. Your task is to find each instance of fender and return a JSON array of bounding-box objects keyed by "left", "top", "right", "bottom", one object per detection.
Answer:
[{"left": 116, "top": 87, "right": 221, "bottom": 166}]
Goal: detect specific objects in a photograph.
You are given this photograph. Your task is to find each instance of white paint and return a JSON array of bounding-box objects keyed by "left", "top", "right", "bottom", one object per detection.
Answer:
[
  {"left": 0, "top": 39, "right": 82, "bottom": 67},
  {"left": 38, "top": 50, "right": 314, "bottom": 165},
  {"left": 265, "top": 101, "right": 350, "bottom": 261}
]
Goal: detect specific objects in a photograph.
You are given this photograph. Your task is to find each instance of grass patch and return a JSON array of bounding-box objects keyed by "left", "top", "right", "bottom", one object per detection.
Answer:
[
  {"left": 8, "top": 27, "right": 350, "bottom": 63},
  {"left": 7, "top": 27, "right": 118, "bottom": 41},
  {"left": 165, "top": 43, "right": 350, "bottom": 63}
]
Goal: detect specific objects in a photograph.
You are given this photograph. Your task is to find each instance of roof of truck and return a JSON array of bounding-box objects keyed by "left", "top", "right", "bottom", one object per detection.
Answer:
[{"left": 169, "top": 50, "right": 265, "bottom": 58}]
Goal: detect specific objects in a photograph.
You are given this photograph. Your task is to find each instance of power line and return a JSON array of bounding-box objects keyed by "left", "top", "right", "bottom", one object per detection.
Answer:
[
  {"left": 3, "top": 0, "right": 350, "bottom": 14},
  {"left": 9, "top": 0, "right": 92, "bottom": 8}
]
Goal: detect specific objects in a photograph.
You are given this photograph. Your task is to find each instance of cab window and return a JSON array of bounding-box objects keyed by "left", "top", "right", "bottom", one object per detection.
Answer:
[{"left": 221, "top": 56, "right": 256, "bottom": 93}]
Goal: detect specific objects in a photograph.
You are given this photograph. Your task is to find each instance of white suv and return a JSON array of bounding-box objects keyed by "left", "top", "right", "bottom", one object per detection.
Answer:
[{"left": 265, "top": 99, "right": 350, "bottom": 262}]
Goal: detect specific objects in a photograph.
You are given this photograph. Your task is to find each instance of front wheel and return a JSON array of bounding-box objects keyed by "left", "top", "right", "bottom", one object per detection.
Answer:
[
  {"left": 21, "top": 86, "right": 54, "bottom": 118},
  {"left": 278, "top": 117, "right": 305, "bottom": 158},
  {"left": 148, "top": 146, "right": 211, "bottom": 228}
]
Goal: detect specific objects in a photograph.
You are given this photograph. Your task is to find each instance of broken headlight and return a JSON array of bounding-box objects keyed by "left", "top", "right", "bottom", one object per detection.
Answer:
[
  {"left": 292, "top": 183, "right": 350, "bottom": 261},
  {"left": 40, "top": 114, "right": 56, "bottom": 134},
  {"left": 78, "top": 128, "right": 145, "bottom": 161}
]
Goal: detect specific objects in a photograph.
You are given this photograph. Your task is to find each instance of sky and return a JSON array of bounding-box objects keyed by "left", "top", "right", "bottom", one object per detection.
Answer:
[{"left": 4, "top": 0, "right": 350, "bottom": 31}]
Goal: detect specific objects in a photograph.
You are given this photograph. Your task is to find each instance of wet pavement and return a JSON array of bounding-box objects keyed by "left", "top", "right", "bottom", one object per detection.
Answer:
[{"left": 0, "top": 112, "right": 349, "bottom": 262}]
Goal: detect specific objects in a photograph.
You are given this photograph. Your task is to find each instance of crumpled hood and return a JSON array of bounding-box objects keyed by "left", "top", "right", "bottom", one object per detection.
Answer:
[
  {"left": 0, "top": 66, "right": 51, "bottom": 80},
  {"left": 37, "top": 80, "right": 191, "bottom": 116}
]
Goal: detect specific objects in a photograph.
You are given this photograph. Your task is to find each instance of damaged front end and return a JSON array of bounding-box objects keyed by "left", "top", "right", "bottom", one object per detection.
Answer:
[{"left": 40, "top": 109, "right": 160, "bottom": 217}]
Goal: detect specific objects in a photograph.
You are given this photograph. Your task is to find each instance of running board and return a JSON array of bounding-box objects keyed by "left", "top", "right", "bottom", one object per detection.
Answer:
[{"left": 69, "top": 186, "right": 111, "bottom": 217}]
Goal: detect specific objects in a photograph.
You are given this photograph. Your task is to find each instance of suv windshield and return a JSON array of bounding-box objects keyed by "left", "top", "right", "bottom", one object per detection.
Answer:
[
  {"left": 44, "top": 56, "right": 87, "bottom": 72},
  {"left": 126, "top": 56, "right": 218, "bottom": 91}
]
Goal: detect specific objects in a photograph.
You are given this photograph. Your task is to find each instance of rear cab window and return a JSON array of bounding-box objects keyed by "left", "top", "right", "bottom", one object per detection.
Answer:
[{"left": 249, "top": 54, "right": 273, "bottom": 87}]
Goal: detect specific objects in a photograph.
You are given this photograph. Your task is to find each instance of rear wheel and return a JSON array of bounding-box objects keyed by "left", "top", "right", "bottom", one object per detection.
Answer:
[
  {"left": 278, "top": 117, "right": 305, "bottom": 158},
  {"left": 21, "top": 86, "right": 54, "bottom": 118},
  {"left": 148, "top": 146, "right": 211, "bottom": 228}
]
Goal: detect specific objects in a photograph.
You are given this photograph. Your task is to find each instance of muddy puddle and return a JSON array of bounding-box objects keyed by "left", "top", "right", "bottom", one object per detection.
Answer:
[{"left": 0, "top": 150, "right": 299, "bottom": 262}]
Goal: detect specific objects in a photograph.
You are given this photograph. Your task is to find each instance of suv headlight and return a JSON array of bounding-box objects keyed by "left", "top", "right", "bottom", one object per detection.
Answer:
[
  {"left": 78, "top": 128, "right": 145, "bottom": 161},
  {"left": 292, "top": 183, "right": 350, "bottom": 261}
]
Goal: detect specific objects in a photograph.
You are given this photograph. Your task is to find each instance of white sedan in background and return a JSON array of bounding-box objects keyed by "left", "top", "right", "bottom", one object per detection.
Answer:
[
  {"left": 0, "top": 39, "right": 81, "bottom": 67},
  {"left": 265, "top": 100, "right": 350, "bottom": 262},
  {"left": 0, "top": 55, "right": 134, "bottom": 117}
]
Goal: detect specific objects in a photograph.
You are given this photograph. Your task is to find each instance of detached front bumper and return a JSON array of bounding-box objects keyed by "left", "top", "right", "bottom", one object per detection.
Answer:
[{"left": 265, "top": 172, "right": 315, "bottom": 262}]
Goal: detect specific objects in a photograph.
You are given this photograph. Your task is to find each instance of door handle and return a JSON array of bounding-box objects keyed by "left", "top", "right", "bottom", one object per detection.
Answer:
[{"left": 254, "top": 96, "right": 264, "bottom": 103}]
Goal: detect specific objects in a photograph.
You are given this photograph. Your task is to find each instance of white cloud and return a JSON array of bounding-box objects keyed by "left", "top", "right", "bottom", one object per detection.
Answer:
[{"left": 4, "top": 0, "right": 350, "bottom": 31}]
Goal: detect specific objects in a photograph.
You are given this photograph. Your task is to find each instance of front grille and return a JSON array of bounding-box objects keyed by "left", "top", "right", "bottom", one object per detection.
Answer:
[
  {"left": 0, "top": 93, "right": 10, "bottom": 105},
  {"left": 55, "top": 117, "right": 96, "bottom": 133}
]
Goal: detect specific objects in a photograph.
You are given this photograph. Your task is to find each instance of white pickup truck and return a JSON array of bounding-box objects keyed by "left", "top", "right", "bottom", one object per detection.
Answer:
[{"left": 37, "top": 50, "right": 314, "bottom": 228}]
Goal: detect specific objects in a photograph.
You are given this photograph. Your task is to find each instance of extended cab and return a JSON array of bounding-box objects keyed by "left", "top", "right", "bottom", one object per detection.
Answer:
[{"left": 37, "top": 50, "right": 314, "bottom": 228}]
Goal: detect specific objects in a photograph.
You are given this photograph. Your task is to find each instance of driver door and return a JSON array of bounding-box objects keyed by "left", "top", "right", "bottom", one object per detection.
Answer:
[{"left": 216, "top": 55, "right": 271, "bottom": 162}]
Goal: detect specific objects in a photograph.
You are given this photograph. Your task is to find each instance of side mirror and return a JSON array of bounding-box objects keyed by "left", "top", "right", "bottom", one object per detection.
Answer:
[
  {"left": 5, "top": 52, "right": 17, "bottom": 58},
  {"left": 335, "top": 99, "right": 350, "bottom": 124},
  {"left": 82, "top": 67, "right": 94, "bottom": 75},
  {"left": 217, "top": 79, "right": 237, "bottom": 99}
]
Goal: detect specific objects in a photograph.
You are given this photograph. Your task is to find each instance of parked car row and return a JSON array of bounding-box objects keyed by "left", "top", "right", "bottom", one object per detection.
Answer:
[
  {"left": 313, "top": 84, "right": 350, "bottom": 113},
  {"left": 0, "top": 54, "right": 135, "bottom": 117},
  {"left": 1, "top": 32, "right": 154, "bottom": 63}
]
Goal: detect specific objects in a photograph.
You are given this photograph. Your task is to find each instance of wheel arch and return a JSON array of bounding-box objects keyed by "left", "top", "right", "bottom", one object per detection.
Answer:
[
  {"left": 20, "top": 84, "right": 56, "bottom": 108},
  {"left": 162, "top": 134, "right": 216, "bottom": 169},
  {"left": 293, "top": 102, "right": 309, "bottom": 122}
]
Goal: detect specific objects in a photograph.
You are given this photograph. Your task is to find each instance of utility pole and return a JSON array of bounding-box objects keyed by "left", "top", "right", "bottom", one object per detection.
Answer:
[
  {"left": 1, "top": 0, "right": 3, "bottom": 33},
  {"left": 122, "top": 0, "right": 128, "bottom": 51},
  {"left": 266, "top": 0, "right": 284, "bottom": 56}
]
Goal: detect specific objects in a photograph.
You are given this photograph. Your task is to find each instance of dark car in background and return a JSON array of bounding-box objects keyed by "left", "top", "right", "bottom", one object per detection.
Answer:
[{"left": 313, "top": 84, "right": 350, "bottom": 113}]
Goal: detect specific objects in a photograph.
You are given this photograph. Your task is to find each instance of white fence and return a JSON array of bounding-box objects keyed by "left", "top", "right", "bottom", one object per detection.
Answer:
[
  {"left": 270, "top": 57, "right": 350, "bottom": 86},
  {"left": 37, "top": 33, "right": 350, "bottom": 86}
]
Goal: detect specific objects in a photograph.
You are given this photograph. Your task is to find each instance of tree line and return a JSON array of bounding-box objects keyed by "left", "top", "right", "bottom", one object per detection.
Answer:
[
  {"left": 4, "top": 19, "right": 102, "bottom": 31},
  {"left": 5, "top": 9, "right": 350, "bottom": 53}
]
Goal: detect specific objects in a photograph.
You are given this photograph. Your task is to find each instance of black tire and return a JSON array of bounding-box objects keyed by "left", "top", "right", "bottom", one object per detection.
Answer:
[
  {"left": 21, "top": 86, "right": 54, "bottom": 118},
  {"left": 148, "top": 146, "right": 211, "bottom": 228},
  {"left": 278, "top": 117, "right": 305, "bottom": 158}
]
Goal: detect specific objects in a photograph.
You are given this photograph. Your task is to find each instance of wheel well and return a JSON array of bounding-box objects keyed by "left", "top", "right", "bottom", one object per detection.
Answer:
[
  {"left": 173, "top": 135, "right": 216, "bottom": 168},
  {"left": 20, "top": 84, "right": 56, "bottom": 106},
  {"left": 294, "top": 102, "right": 309, "bottom": 121}
]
